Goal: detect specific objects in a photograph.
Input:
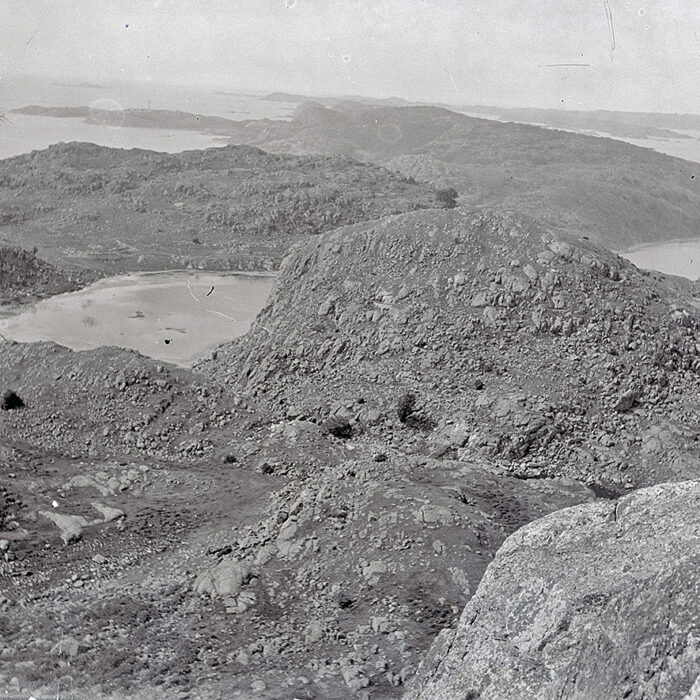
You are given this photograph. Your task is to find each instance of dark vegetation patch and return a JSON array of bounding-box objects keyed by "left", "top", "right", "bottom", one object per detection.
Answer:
[
  {"left": 325, "top": 415, "right": 354, "bottom": 439},
  {"left": 1, "top": 389, "right": 24, "bottom": 410}
]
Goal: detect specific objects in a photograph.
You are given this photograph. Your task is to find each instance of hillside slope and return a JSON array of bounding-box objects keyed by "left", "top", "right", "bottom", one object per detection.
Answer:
[
  {"left": 0, "top": 141, "right": 446, "bottom": 273},
  {"left": 3, "top": 206, "right": 699, "bottom": 697},
  {"left": 278, "top": 102, "right": 700, "bottom": 250},
  {"left": 13, "top": 102, "right": 700, "bottom": 251},
  {"left": 199, "top": 208, "right": 700, "bottom": 492},
  {"left": 0, "top": 337, "right": 596, "bottom": 699},
  {"left": 0, "top": 245, "right": 95, "bottom": 307}
]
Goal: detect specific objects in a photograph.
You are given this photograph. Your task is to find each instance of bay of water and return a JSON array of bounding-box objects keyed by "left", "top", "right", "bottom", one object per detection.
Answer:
[
  {"left": 623, "top": 131, "right": 700, "bottom": 165},
  {"left": 0, "top": 113, "right": 227, "bottom": 160},
  {"left": 621, "top": 238, "right": 700, "bottom": 281},
  {"left": 0, "top": 76, "right": 297, "bottom": 160},
  {"left": 0, "top": 271, "right": 275, "bottom": 367}
]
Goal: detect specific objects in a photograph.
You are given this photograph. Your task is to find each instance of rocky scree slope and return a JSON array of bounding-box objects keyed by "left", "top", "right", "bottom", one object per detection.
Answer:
[
  {"left": 199, "top": 207, "right": 700, "bottom": 492},
  {"left": 0, "top": 141, "right": 447, "bottom": 273},
  {"left": 0, "top": 334, "right": 597, "bottom": 698},
  {"left": 163, "top": 445, "right": 593, "bottom": 698},
  {"left": 0, "top": 340, "right": 261, "bottom": 463},
  {"left": 0, "top": 245, "right": 95, "bottom": 307},
  {"left": 405, "top": 479, "right": 700, "bottom": 700}
]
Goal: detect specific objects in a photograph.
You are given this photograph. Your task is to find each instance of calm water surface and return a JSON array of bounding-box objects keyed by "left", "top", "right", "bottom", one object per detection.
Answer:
[
  {"left": 0, "top": 272, "right": 275, "bottom": 366},
  {"left": 0, "top": 78, "right": 297, "bottom": 160}
]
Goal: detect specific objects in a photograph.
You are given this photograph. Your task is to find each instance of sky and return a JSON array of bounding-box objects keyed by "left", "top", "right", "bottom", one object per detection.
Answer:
[{"left": 1, "top": 0, "right": 699, "bottom": 112}]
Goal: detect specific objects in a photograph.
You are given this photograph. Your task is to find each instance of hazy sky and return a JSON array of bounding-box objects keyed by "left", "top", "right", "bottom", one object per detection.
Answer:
[{"left": 2, "top": 0, "right": 699, "bottom": 112}]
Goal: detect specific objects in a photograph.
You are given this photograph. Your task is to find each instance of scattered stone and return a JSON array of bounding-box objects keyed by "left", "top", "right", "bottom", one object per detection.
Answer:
[
  {"left": 91, "top": 502, "right": 125, "bottom": 522},
  {"left": 614, "top": 386, "right": 642, "bottom": 413},
  {"left": 39, "top": 511, "right": 89, "bottom": 545},
  {"left": 50, "top": 636, "right": 86, "bottom": 658},
  {"left": 65, "top": 475, "right": 112, "bottom": 496},
  {"left": 341, "top": 664, "right": 370, "bottom": 691}
]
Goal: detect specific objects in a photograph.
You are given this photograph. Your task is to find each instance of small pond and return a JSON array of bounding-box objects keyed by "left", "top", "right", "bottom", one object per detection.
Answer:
[{"left": 0, "top": 271, "right": 275, "bottom": 366}]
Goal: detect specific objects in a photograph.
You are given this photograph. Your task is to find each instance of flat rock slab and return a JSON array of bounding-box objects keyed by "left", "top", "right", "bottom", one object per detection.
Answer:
[{"left": 40, "top": 502, "right": 125, "bottom": 544}]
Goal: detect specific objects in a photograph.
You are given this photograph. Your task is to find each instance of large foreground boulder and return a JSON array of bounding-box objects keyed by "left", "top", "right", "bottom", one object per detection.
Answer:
[{"left": 406, "top": 480, "right": 700, "bottom": 700}]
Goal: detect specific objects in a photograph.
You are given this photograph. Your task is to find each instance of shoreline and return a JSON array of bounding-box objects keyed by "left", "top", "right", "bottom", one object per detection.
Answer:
[
  {"left": 0, "top": 268, "right": 277, "bottom": 320},
  {"left": 619, "top": 235, "right": 700, "bottom": 256}
]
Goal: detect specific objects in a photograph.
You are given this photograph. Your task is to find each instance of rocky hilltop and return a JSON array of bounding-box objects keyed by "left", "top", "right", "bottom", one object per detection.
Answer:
[
  {"left": 200, "top": 207, "right": 700, "bottom": 492},
  {"left": 0, "top": 141, "right": 446, "bottom": 273},
  {"left": 406, "top": 479, "right": 700, "bottom": 700}
]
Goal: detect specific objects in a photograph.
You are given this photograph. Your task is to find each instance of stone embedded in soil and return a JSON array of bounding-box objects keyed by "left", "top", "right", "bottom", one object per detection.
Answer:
[{"left": 39, "top": 511, "right": 90, "bottom": 545}]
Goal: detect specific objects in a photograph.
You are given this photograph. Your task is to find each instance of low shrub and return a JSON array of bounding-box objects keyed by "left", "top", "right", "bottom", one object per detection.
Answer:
[{"left": 325, "top": 415, "right": 353, "bottom": 439}]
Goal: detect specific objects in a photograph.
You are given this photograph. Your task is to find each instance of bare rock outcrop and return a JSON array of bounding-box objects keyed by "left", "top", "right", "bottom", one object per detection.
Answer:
[{"left": 406, "top": 480, "right": 700, "bottom": 700}]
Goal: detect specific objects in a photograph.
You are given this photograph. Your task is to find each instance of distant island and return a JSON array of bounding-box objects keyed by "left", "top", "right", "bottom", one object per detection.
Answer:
[
  {"left": 11, "top": 104, "right": 241, "bottom": 134},
  {"left": 51, "top": 81, "right": 109, "bottom": 90},
  {"left": 261, "top": 91, "right": 311, "bottom": 102},
  {"left": 263, "top": 92, "right": 411, "bottom": 107}
]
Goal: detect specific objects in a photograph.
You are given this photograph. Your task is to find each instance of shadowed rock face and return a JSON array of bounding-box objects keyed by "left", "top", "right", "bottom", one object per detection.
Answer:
[
  {"left": 0, "top": 245, "right": 94, "bottom": 305},
  {"left": 405, "top": 479, "right": 700, "bottom": 700}
]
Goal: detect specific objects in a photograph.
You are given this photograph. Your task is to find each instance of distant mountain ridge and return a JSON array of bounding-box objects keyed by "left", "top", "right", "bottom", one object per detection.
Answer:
[
  {"left": 17, "top": 100, "right": 698, "bottom": 251},
  {"left": 460, "top": 104, "right": 700, "bottom": 135}
]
